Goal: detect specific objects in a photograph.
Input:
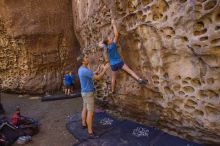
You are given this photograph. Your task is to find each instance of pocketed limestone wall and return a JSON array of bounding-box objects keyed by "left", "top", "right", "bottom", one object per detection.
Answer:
[{"left": 72, "top": 0, "right": 220, "bottom": 144}]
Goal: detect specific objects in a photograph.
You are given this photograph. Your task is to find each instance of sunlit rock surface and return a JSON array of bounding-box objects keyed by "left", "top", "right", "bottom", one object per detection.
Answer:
[
  {"left": 0, "top": 0, "right": 80, "bottom": 93},
  {"left": 72, "top": 0, "right": 220, "bottom": 144}
]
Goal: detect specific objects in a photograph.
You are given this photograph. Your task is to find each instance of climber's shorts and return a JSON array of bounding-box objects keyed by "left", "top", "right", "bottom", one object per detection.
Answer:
[
  {"left": 81, "top": 92, "right": 95, "bottom": 112},
  {"left": 110, "top": 61, "right": 124, "bottom": 71}
]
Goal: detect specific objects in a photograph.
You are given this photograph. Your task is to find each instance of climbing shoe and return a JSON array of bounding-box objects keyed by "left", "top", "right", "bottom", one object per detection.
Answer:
[
  {"left": 137, "top": 79, "right": 148, "bottom": 85},
  {"left": 88, "top": 132, "right": 99, "bottom": 139}
]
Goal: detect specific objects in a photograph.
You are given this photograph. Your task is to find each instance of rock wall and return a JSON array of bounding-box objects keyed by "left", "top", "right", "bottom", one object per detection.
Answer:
[
  {"left": 0, "top": 0, "right": 80, "bottom": 93},
  {"left": 72, "top": 0, "right": 220, "bottom": 144}
]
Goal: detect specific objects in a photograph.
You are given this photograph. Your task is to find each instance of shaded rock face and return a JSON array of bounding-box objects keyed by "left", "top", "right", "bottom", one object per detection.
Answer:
[
  {"left": 0, "top": 0, "right": 80, "bottom": 93},
  {"left": 72, "top": 0, "right": 220, "bottom": 144}
]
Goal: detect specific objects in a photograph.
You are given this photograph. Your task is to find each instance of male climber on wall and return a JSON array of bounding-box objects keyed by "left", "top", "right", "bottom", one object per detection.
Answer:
[{"left": 98, "top": 19, "right": 147, "bottom": 95}]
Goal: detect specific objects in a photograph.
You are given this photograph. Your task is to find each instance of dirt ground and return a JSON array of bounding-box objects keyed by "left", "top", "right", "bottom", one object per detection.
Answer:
[{"left": 1, "top": 93, "right": 82, "bottom": 146}]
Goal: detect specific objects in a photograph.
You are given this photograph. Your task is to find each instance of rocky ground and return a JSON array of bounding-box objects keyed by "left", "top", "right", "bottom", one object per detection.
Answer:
[{"left": 1, "top": 93, "right": 82, "bottom": 146}]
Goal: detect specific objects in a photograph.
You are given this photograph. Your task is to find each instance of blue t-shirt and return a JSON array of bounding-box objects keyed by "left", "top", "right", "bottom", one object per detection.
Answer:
[
  {"left": 78, "top": 66, "right": 94, "bottom": 93},
  {"left": 64, "top": 74, "right": 73, "bottom": 86},
  {"left": 103, "top": 42, "right": 122, "bottom": 65}
]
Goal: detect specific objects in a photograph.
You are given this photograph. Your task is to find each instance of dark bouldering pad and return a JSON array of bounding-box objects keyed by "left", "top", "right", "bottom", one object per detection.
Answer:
[
  {"left": 67, "top": 112, "right": 204, "bottom": 146},
  {"left": 41, "top": 92, "right": 81, "bottom": 102},
  {"left": 76, "top": 120, "right": 161, "bottom": 146},
  {"left": 149, "top": 131, "right": 202, "bottom": 146},
  {"left": 66, "top": 112, "right": 124, "bottom": 143}
]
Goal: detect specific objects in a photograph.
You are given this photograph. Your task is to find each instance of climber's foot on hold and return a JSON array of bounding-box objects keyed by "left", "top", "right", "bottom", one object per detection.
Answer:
[{"left": 137, "top": 78, "right": 148, "bottom": 85}]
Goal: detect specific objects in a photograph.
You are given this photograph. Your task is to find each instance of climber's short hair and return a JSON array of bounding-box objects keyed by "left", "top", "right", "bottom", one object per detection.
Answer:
[
  {"left": 103, "top": 36, "right": 108, "bottom": 46},
  {"left": 103, "top": 31, "right": 112, "bottom": 45}
]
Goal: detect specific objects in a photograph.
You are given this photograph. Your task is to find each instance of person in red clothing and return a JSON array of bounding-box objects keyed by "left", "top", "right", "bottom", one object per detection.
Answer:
[{"left": 11, "top": 106, "right": 21, "bottom": 126}]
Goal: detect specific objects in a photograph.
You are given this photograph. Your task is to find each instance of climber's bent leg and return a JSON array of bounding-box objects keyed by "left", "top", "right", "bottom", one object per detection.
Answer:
[
  {"left": 111, "top": 71, "right": 116, "bottom": 93},
  {"left": 122, "top": 63, "right": 147, "bottom": 84},
  {"left": 122, "top": 63, "right": 140, "bottom": 80}
]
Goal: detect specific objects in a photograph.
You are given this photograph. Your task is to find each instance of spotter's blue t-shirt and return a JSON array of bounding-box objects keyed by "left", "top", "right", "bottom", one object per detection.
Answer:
[
  {"left": 102, "top": 42, "right": 122, "bottom": 65},
  {"left": 78, "top": 66, "right": 94, "bottom": 93}
]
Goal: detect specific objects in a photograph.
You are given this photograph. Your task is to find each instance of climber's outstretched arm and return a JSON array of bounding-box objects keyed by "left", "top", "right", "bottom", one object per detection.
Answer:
[
  {"left": 92, "top": 64, "right": 109, "bottom": 81},
  {"left": 112, "top": 19, "right": 119, "bottom": 43}
]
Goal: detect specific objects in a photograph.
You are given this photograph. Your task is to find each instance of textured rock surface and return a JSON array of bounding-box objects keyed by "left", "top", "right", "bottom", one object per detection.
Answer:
[
  {"left": 0, "top": 0, "right": 80, "bottom": 93},
  {"left": 72, "top": 0, "right": 220, "bottom": 144}
]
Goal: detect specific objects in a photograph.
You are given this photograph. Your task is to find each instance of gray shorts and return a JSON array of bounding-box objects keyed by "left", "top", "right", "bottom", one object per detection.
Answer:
[{"left": 81, "top": 92, "right": 95, "bottom": 112}]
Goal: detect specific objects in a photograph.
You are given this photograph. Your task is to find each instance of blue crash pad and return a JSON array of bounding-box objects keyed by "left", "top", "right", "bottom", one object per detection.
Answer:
[
  {"left": 66, "top": 112, "right": 204, "bottom": 146},
  {"left": 66, "top": 112, "right": 123, "bottom": 142},
  {"left": 76, "top": 120, "right": 161, "bottom": 146}
]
